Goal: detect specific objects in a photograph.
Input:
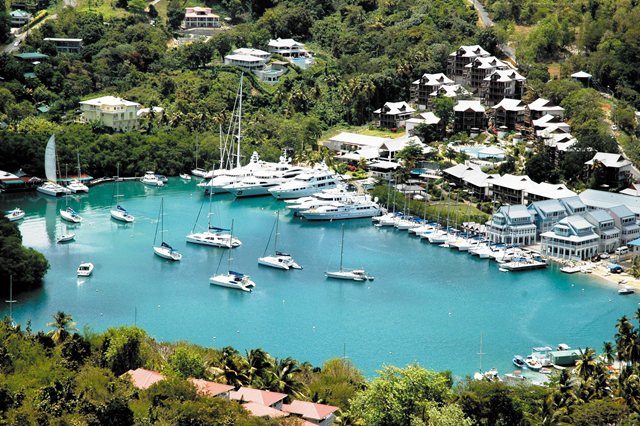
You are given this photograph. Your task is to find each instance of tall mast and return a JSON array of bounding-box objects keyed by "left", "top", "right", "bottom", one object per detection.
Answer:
[
  {"left": 5, "top": 275, "right": 16, "bottom": 326},
  {"left": 207, "top": 185, "right": 213, "bottom": 230},
  {"left": 228, "top": 220, "right": 235, "bottom": 270},
  {"left": 76, "top": 152, "right": 81, "bottom": 179},
  {"left": 236, "top": 74, "right": 243, "bottom": 168},
  {"left": 218, "top": 125, "right": 223, "bottom": 170},
  {"left": 339, "top": 225, "right": 345, "bottom": 272},
  {"left": 274, "top": 210, "right": 280, "bottom": 253},
  {"left": 477, "top": 333, "right": 485, "bottom": 373}
]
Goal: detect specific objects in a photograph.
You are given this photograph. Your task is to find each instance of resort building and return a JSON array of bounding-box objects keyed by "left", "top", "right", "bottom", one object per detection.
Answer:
[
  {"left": 527, "top": 199, "right": 569, "bottom": 237},
  {"left": 579, "top": 189, "right": 640, "bottom": 218},
  {"left": 324, "top": 132, "right": 386, "bottom": 155},
  {"left": 540, "top": 215, "right": 600, "bottom": 260},
  {"left": 368, "top": 160, "right": 400, "bottom": 180},
  {"left": 608, "top": 205, "right": 640, "bottom": 244},
  {"left": 464, "top": 56, "right": 508, "bottom": 90},
  {"left": 492, "top": 98, "right": 525, "bottom": 130},
  {"left": 525, "top": 182, "right": 576, "bottom": 203},
  {"left": 527, "top": 98, "right": 564, "bottom": 123},
  {"left": 411, "top": 73, "right": 453, "bottom": 108},
  {"left": 10, "top": 9, "right": 31, "bottom": 26},
  {"left": 43, "top": 38, "right": 83, "bottom": 53},
  {"left": 124, "top": 368, "right": 165, "bottom": 390},
  {"left": 446, "top": 45, "right": 490, "bottom": 83},
  {"left": 486, "top": 204, "right": 537, "bottom": 246},
  {"left": 443, "top": 163, "right": 483, "bottom": 188},
  {"left": 378, "top": 135, "right": 425, "bottom": 160},
  {"left": 79, "top": 95, "right": 141, "bottom": 131},
  {"left": 181, "top": 7, "right": 220, "bottom": 29},
  {"left": 373, "top": 101, "right": 416, "bottom": 128},
  {"left": 483, "top": 69, "right": 526, "bottom": 105},
  {"left": 585, "top": 152, "right": 632, "bottom": 187},
  {"left": 489, "top": 174, "right": 535, "bottom": 205},
  {"left": 267, "top": 38, "right": 305, "bottom": 58},
  {"left": 282, "top": 400, "right": 339, "bottom": 426},
  {"left": 453, "top": 100, "right": 486, "bottom": 133},
  {"left": 232, "top": 48, "right": 271, "bottom": 61},
  {"left": 559, "top": 196, "right": 587, "bottom": 215},
  {"left": 430, "top": 84, "right": 471, "bottom": 103},
  {"left": 230, "top": 387, "right": 287, "bottom": 410},
  {"left": 405, "top": 111, "right": 442, "bottom": 136},
  {"left": 188, "top": 379, "right": 234, "bottom": 400},
  {"left": 584, "top": 209, "right": 621, "bottom": 253},
  {"left": 224, "top": 53, "right": 268, "bottom": 72}
]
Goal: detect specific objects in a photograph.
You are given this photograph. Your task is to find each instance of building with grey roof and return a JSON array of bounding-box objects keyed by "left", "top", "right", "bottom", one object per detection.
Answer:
[
  {"left": 527, "top": 199, "right": 569, "bottom": 237},
  {"left": 584, "top": 209, "right": 620, "bottom": 253},
  {"left": 486, "top": 204, "right": 537, "bottom": 245},
  {"left": 540, "top": 215, "right": 600, "bottom": 260},
  {"left": 608, "top": 205, "right": 640, "bottom": 244}
]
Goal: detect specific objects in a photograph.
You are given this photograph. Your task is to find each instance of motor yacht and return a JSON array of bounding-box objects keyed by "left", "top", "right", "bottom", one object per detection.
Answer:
[
  {"left": 300, "top": 197, "right": 381, "bottom": 221},
  {"left": 269, "top": 164, "right": 340, "bottom": 199},
  {"left": 141, "top": 171, "right": 165, "bottom": 187},
  {"left": 77, "top": 262, "right": 94, "bottom": 277},
  {"left": 5, "top": 208, "right": 25, "bottom": 222},
  {"left": 224, "top": 166, "right": 306, "bottom": 198}
]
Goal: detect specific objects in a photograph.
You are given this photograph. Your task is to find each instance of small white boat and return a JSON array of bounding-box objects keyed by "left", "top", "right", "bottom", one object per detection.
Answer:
[
  {"left": 179, "top": 173, "right": 191, "bottom": 180},
  {"left": 619, "top": 285, "right": 635, "bottom": 295},
  {"left": 141, "top": 171, "right": 165, "bottom": 187},
  {"left": 60, "top": 207, "right": 83, "bottom": 223},
  {"left": 66, "top": 179, "right": 89, "bottom": 193},
  {"left": 560, "top": 265, "right": 581, "bottom": 274},
  {"left": 111, "top": 205, "right": 135, "bottom": 223},
  {"left": 5, "top": 208, "right": 25, "bottom": 222},
  {"left": 524, "top": 355, "right": 543, "bottom": 371},
  {"left": 57, "top": 232, "right": 75, "bottom": 243},
  {"left": 37, "top": 181, "right": 70, "bottom": 197},
  {"left": 77, "top": 262, "right": 94, "bottom": 276},
  {"left": 326, "top": 225, "right": 373, "bottom": 282},
  {"left": 258, "top": 211, "right": 301, "bottom": 270},
  {"left": 153, "top": 198, "right": 182, "bottom": 261}
]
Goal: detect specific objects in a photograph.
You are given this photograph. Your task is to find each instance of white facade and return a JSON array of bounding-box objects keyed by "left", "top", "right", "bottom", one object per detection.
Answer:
[
  {"left": 79, "top": 96, "right": 140, "bottom": 131},
  {"left": 182, "top": 7, "right": 220, "bottom": 29},
  {"left": 487, "top": 205, "right": 537, "bottom": 246},
  {"left": 540, "top": 215, "right": 600, "bottom": 260}
]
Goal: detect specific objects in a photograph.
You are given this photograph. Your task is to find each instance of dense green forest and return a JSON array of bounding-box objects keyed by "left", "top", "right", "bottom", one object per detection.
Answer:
[
  {"left": 3, "top": 310, "right": 640, "bottom": 424},
  {"left": 0, "top": 216, "right": 49, "bottom": 292},
  {"left": 0, "top": 0, "right": 482, "bottom": 177}
]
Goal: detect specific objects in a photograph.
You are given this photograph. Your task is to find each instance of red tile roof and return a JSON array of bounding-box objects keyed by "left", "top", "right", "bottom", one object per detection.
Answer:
[
  {"left": 124, "top": 368, "right": 165, "bottom": 390},
  {"left": 282, "top": 400, "right": 339, "bottom": 421},
  {"left": 242, "top": 402, "right": 289, "bottom": 418},
  {"left": 189, "top": 378, "right": 234, "bottom": 397},
  {"left": 229, "top": 387, "right": 287, "bottom": 407}
]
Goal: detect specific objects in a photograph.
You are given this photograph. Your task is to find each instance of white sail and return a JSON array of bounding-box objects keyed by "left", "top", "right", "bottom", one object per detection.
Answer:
[{"left": 44, "top": 135, "right": 57, "bottom": 182}]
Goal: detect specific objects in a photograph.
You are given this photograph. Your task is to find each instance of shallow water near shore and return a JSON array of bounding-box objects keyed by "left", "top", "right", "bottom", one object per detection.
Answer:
[{"left": 2, "top": 179, "right": 639, "bottom": 377}]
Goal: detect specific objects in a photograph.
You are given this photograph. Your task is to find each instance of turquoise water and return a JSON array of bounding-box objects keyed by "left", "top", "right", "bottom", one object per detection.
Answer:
[
  {"left": 460, "top": 145, "right": 505, "bottom": 160},
  {"left": 1, "top": 180, "right": 639, "bottom": 377}
]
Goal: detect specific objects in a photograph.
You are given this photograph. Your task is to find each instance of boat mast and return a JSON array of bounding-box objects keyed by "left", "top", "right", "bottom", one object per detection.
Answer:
[
  {"left": 477, "top": 333, "right": 485, "bottom": 373},
  {"left": 76, "top": 152, "right": 81, "bottom": 180},
  {"left": 153, "top": 198, "right": 162, "bottom": 246},
  {"left": 228, "top": 220, "right": 235, "bottom": 270},
  {"left": 274, "top": 210, "right": 280, "bottom": 253},
  {"left": 5, "top": 275, "right": 16, "bottom": 326},
  {"left": 207, "top": 184, "right": 213, "bottom": 230},
  {"left": 339, "top": 224, "right": 345, "bottom": 272},
  {"left": 236, "top": 74, "right": 243, "bottom": 169}
]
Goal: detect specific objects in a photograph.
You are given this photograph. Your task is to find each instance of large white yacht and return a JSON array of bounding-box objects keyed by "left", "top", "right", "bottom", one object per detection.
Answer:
[
  {"left": 224, "top": 165, "right": 307, "bottom": 198},
  {"left": 286, "top": 187, "right": 354, "bottom": 215},
  {"left": 300, "top": 196, "right": 381, "bottom": 221},
  {"left": 37, "top": 181, "right": 70, "bottom": 197},
  {"left": 66, "top": 180, "right": 89, "bottom": 193},
  {"left": 141, "top": 171, "right": 165, "bottom": 187},
  {"left": 269, "top": 164, "right": 340, "bottom": 199},
  {"left": 186, "top": 226, "right": 242, "bottom": 248},
  {"left": 197, "top": 151, "right": 264, "bottom": 194}
]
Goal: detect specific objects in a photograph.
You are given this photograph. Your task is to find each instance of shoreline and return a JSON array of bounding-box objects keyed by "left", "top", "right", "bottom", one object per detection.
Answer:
[{"left": 549, "top": 256, "right": 638, "bottom": 291}]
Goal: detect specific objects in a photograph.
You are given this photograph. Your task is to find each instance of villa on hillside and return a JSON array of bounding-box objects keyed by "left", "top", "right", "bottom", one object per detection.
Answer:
[
  {"left": 282, "top": 400, "right": 339, "bottom": 426},
  {"left": 405, "top": 112, "right": 442, "bottom": 136},
  {"left": 181, "top": 7, "right": 220, "bottom": 29},
  {"left": 585, "top": 152, "right": 632, "bottom": 186},
  {"left": 79, "top": 95, "right": 140, "bottom": 131},
  {"left": 230, "top": 387, "right": 287, "bottom": 410},
  {"left": 411, "top": 73, "right": 453, "bottom": 108},
  {"left": 491, "top": 98, "right": 525, "bottom": 130},
  {"left": 453, "top": 100, "right": 486, "bottom": 132},
  {"left": 224, "top": 49, "right": 270, "bottom": 72},
  {"left": 10, "top": 9, "right": 31, "bottom": 26},
  {"left": 43, "top": 38, "right": 83, "bottom": 53},
  {"left": 430, "top": 84, "right": 471, "bottom": 103},
  {"left": 373, "top": 101, "right": 416, "bottom": 128},
  {"left": 527, "top": 98, "right": 565, "bottom": 123},
  {"left": 483, "top": 69, "right": 526, "bottom": 105},
  {"left": 446, "top": 45, "right": 490, "bottom": 83},
  {"left": 464, "top": 56, "right": 508, "bottom": 90}
]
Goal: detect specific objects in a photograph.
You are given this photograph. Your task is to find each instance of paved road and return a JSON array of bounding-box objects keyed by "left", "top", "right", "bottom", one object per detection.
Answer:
[
  {"left": 465, "top": 0, "right": 517, "bottom": 64},
  {"left": 2, "top": 14, "right": 58, "bottom": 54}
]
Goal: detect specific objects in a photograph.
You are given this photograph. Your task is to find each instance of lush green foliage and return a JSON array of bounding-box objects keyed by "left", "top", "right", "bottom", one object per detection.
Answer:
[{"left": 0, "top": 216, "right": 49, "bottom": 294}]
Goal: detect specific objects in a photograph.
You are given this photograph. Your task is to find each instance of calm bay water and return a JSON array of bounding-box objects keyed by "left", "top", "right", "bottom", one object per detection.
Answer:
[{"left": 2, "top": 179, "right": 639, "bottom": 377}]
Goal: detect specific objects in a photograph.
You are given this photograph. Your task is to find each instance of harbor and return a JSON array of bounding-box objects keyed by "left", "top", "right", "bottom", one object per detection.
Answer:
[{"left": 2, "top": 178, "right": 639, "bottom": 378}]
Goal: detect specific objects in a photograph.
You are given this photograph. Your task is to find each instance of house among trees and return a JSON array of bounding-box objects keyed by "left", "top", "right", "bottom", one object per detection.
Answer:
[
  {"left": 79, "top": 95, "right": 141, "bottom": 131},
  {"left": 188, "top": 378, "right": 234, "bottom": 400},
  {"left": 464, "top": 56, "right": 508, "bottom": 91},
  {"left": 411, "top": 73, "right": 453, "bottom": 109},
  {"left": 124, "top": 368, "right": 165, "bottom": 390},
  {"left": 43, "top": 38, "right": 84, "bottom": 54},
  {"left": 483, "top": 69, "right": 526, "bottom": 105},
  {"left": 282, "top": 400, "right": 340, "bottom": 426},
  {"left": 571, "top": 70, "right": 592, "bottom": 87},
  {"left": 585, "top": 152, "right": 632, "bottom": 187},
  {"left": 181, "top": 7, "right": 220, "bottom": 29},
  {"left": 405, "top": 112, "right": 442, "bottom": 136},
  {"left": 527, "top": 98, "right": 565, "bottom": 123},
  {"left": 430, "top": 84, "right": 470, "bottom": 103},
  {"left": 453, "top": 100, "right": 486, "bottom": 132},
  {"left": 230, "top": 387, "right": 288, "bottom": 410},
  {"left": 224, "top": 49, "right": 270, "bottom": 72},
  {"left": 446, "top": 45, "right": 490, "bottom": 84},
  {"left": 373, "top": 101, "right": 415, "bottom": 128},
  {"left": 492, "top": 98, "right": 525, "bottom": 130},
  {"left": 9, "top": 9, "right": 31, "bottom": 26}
]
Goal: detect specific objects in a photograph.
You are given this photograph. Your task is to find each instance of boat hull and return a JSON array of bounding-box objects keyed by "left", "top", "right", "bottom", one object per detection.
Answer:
[
  {"left": 270, "top": 183, "right": 339, "bottom": 200},
  {"left": 186, "top": 232, "right": 241, "bottom": 248},
  {"left": 209, "top": 275, "right": 253, "bottom": 292},
  {"left": 258, "top": 255, "right": 301, "bottom": 270},
  {"left": 37, "top": 184, "right": 70, "bottom": 197},
  {"left": 302, "top": 208, "right": 380, "bottom": 221},
  {"left": 154, "top": 246, "right": 182, "bottom": 261},
  {"left": 110, "top": 210, "right": 135, "bottom": 223},
  {"left": 57, "top": 233, "right": 75, "bottom": 243},
  {"left": 5, "top": 209, "right": 25, "bottom": 222},
  {"left": 60, "top": 209, "right": 82, "bottom": 223},
  {"left": 325, "top": 270, "right": 373, "bottom": 281},
  {"left": 226, "top": 184, "right": 276, "bottom": 198}
]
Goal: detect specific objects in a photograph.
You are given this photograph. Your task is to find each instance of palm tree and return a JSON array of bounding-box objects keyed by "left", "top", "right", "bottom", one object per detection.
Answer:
[
  {"left": 267, "top": 357, "right": 305, "bottom": 399},
  {"left": 630, "top": 256, "right": 640, "bottom": 278},
  {"left": 47, "top": 311, "right": 77, "bottom": 344},
  {"left": 246, "top": 348, "right": 273, "bottom": 388},
  {"left": 575, "top": 347, "right": 597, "bottom": 381},
  {"left": 210, "top": 346, "right": 249, "bottom": 387},
  {"left": 602, "top": 341, "right": 616, "bottom": 365},
  {"left": 615, "top": 315, "right": 636, "bottom": 366}
]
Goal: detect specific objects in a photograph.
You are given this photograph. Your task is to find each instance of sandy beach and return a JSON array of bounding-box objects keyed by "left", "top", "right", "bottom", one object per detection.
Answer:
[{"left": 552, "top": 256, "right": 640, "bottom": 290}]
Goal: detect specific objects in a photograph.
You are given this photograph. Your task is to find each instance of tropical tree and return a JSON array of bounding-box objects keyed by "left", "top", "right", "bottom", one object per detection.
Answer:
[
  {"left": 267, "top": 357, "right": 305, "bottom": 399},
  {"left": 211, "top": 346, "right": 249, "bottom": 387},
  {"left": 575, "top": 347, "right": 597, "bottom": 382},
  {"left": 631, "top": 256, "right": 640, "bottom": 279},
  {"left": 245, "top": 348, "right": 274, "bottom": 388},
  {"left": 602, "top": 341, "right": 616, "bottom": 365},
  {"left": 615, "top": 316, "right": 636, "bottom": 367},
  {"left": 47, "top": 311, "right": 77, "bottom": 344}
]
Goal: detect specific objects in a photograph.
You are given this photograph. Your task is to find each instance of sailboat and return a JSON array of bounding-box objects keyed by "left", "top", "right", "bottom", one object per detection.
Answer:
[
  {"left": 60, "top": 180, "right": 83, "bottom": 223},
  {"left": 209, "top": 220, "right": 255, "bottom": 291},
  {"left": 56, "top": 222, "right": 75, "bottom": 243},
  {"left": 153, "top": 198, "right": 182, "bottom": 261},
  {"left": 258, "top": 211, "right": 301, "bottom": 270},
  {"left": 37, "top": 135, "right": 71, "bottom": 197},
  {"left": 186, "top": 189, "right": 241, "bottom": 248},
  {"left": 110, "top": 164, "right": 135, "bottom": 222},
  {"left": 325, "top": 224, "right": 374, "bottom": 281},
  {"left": 66, "top": 152, "right": 89, "bottom": 193}
]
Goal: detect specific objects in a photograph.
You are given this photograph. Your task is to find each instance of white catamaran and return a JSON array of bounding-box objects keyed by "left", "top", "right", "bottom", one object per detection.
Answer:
[
  {"left": 37, "top": 135, "right": 71, "bottom": 197},
  {"left": 325, "top": 224, "right": 374, "bottom": 282},
  {"left": 110, "top": 164, "right": 135, "bottom": 222},
  {"left": 209, "top": 220, "right": 255, "bottom": 292},
  {"left": 258, "top": 211, "right": 302, "bottom": 270},
  {"left": 186, "top": 190, "right": 241, "bottom": 248}
]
